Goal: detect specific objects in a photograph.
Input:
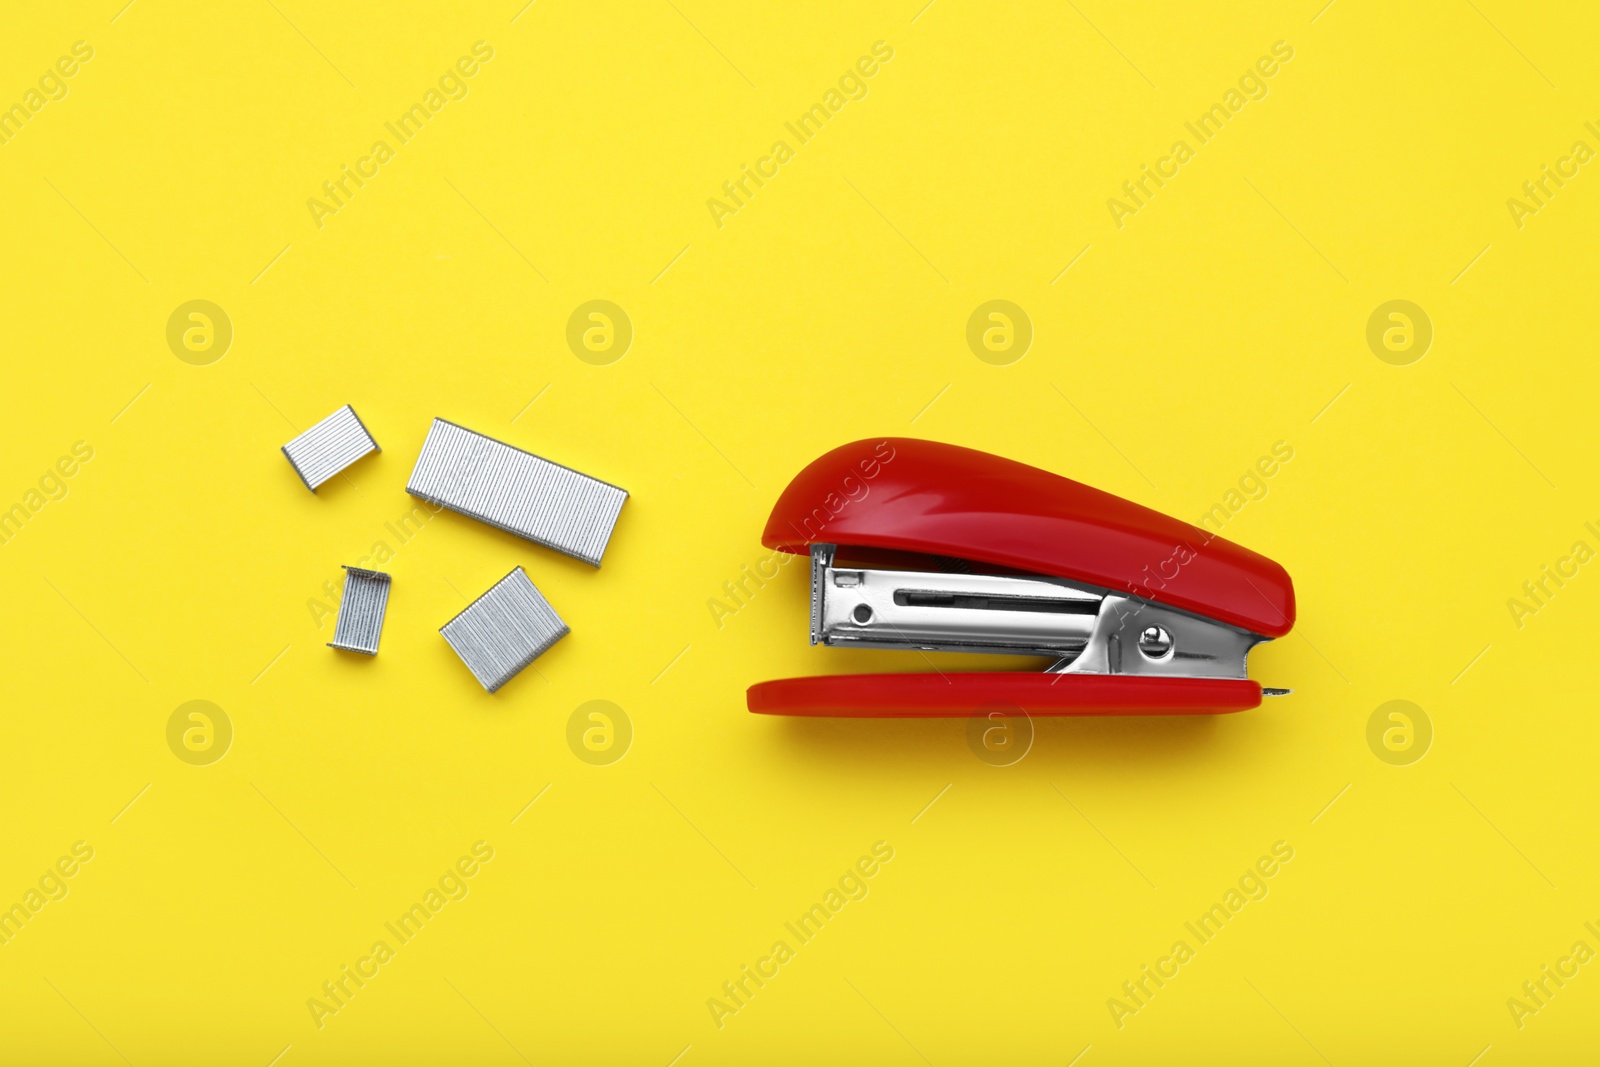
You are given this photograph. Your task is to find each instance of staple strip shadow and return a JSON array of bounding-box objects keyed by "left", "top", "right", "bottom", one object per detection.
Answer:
[
  {"left": 282, "top": 405, "right": 381, "bottom": 491},
  {"left": 328, "top": 567, "right": 391, "bottom": 655},
  {"left": 440, "top": 567, "right": 569, "bottom": 692},
  {"left": 405, "top": 418, "right": 628, "bottom": 567}
]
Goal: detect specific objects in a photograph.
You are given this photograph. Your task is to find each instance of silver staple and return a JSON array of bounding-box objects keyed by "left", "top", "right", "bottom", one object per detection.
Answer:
[
  {"left": 282, "top": 405, "right": 380, "bottom": 491},
  {"left": 327, "top": 567, "right": 391, "bottom": 655},
  {"left": 405, "top": 418, "right": 628, "bottom": 567},
  {"left": 440, "top": 567, "right": 569, "bottom": 693}
]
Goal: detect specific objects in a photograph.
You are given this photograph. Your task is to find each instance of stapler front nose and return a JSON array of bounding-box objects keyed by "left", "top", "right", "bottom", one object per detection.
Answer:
[{"left": 747, "top": 438, "right": 1296, "bottom": 717}]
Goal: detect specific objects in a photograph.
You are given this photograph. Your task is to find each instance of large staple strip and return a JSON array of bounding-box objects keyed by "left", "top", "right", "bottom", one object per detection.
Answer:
[
  {"left": 328, "top": 567, "right": 391, "bottom": 655},
  {"left": 282, "top": 405, "right": 381, "bottom": 492},
  {"left": 440, "top": 567, "right": 569, "bottom": 692},
  {"left": 405, "top": 418, "right": 628, "bottom": 567}
]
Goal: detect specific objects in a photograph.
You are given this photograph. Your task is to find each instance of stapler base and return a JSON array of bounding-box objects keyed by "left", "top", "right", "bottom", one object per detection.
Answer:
[{"left": 747, "top": 674, "right": 1261, "bottom": 717}]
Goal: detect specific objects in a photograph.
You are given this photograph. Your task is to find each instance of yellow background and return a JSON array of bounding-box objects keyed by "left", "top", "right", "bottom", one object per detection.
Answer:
[{"left": 2, "top": 1, "right": 1597, "bottom": 1063}]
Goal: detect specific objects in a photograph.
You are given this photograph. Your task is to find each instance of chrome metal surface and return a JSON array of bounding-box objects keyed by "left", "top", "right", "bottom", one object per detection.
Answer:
[
  {"left": 440, "top": 566, "right": 569, "bottom": 693},
  {"left": 808, "top": 543, "right": 835, "bottom": 646},
  {"left": 328, "top": 566, "right": 390, "bottom": 656},
  {"left": 1137, "top": 625, "right": 1174, "bottom": 660},
  {"left": 281, "top": 405, "right": 381, "bottom": 492},
  {"left": 406, "top": 418, "right": 628, "bottom": 567},
  {"left": 812, "top": 554, "right": 1267, "bottom": 679},
  {"left": 1050, "top": 594, "right": 1262, "bottom": 680},
  {"left": 814, "top": 558, "right": 1101, "bottom": 658}
]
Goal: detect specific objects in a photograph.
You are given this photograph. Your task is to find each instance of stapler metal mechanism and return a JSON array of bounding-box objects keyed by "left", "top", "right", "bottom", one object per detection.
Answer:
[{"left": 747, "top": 439, "right": 1295, "bottom": 716}]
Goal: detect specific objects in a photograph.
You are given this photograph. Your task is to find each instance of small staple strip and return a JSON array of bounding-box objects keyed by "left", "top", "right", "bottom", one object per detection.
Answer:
[
  {"left": 440, "top": 567, "right": 569, "bottom": 693},
  {"left": 328, "top": 567, "right": 391, "bottom": 655},
  {"left": 282, "top": 405, "right": 381, "bottom": 492},
  {"left": 405, "top": 418, "right": 627, "bottom": 567}
]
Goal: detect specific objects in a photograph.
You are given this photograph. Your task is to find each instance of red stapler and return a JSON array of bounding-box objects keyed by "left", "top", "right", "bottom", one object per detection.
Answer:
[{"left": 747, "top": 439, "right": 1295, "bottom": 717}]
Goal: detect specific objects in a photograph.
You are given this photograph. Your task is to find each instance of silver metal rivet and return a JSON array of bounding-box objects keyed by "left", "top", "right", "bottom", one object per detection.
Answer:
[{"left": 1138, "top": 625, "right": 1173, "bottom": 659}]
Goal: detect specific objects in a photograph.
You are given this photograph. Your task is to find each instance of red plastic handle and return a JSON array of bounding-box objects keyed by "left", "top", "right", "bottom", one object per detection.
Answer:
[
  {"left": 747, "top": 673, "right": 1261, "bottom": 717},
  {"left": 762, "top": 438, "right": 1295, "bottom": 638}
]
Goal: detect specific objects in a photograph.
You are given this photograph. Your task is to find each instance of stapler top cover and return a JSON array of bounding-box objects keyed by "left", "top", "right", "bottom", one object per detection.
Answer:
[{"left": 762, "top": 438, "right": 1294, "bottom": 637}]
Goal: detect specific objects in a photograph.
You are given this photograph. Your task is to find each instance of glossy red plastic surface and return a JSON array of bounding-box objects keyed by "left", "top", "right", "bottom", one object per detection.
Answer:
[
  {"left": 748, "top": 674, "right": 1261, "bottom": 716},
  {"left": 762, "top": 438, "right": 1294, "bottom": 638}
]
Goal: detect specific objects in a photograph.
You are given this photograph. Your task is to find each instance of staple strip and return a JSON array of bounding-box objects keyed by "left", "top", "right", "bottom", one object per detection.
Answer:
[
  {"left": 809, "top": 543, "right": 833, "bottom": 647},
  {"left": 440, "top": 567, "right": 569, "bottom": 692},
  {"left": 328, "top": 567, "right": 391, "bottom": 655},
  {"left": 405, "top": 418, "right": 627, "bottom": 567},
  {"left": 282, "top": 405, "right": 381, "bottom": 491}
]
